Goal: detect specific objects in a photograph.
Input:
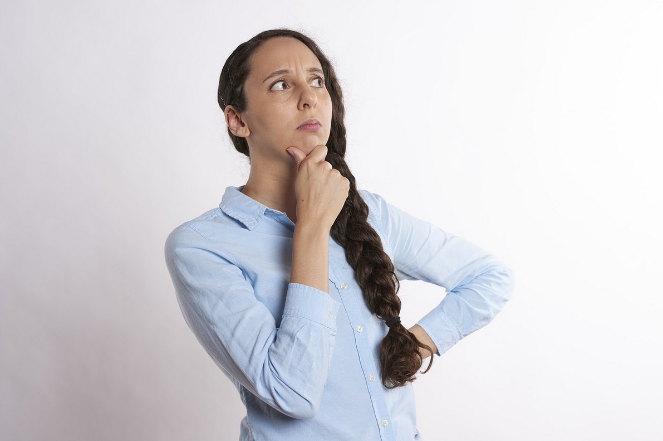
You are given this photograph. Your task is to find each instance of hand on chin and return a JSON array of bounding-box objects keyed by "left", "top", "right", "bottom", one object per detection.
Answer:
[{"left": 288, "top": 135, "right": 323, "bottom": 157}]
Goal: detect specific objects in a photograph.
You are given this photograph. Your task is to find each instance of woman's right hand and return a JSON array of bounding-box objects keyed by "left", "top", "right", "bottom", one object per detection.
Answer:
[{"left": 287, "top": 145, "right": 350, "bottom": 230}]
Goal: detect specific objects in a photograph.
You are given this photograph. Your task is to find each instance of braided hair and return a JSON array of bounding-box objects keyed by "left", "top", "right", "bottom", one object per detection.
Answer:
[{"left": 217, "top": 28, "right": 433, "bottom": 389}]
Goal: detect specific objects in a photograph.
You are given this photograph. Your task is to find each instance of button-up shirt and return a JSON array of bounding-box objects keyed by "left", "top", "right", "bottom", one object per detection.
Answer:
[{"left": 164, "top": 185, "right": 515, "bottom": 441}]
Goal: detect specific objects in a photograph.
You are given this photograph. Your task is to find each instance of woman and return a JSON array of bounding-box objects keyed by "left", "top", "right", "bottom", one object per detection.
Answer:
[{"left": 165, "top": 29, "right": 514, "bottom": 441}]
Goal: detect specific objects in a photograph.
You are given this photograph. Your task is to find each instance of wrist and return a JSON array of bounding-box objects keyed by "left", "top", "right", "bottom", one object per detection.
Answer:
[
  {"left": 291, "top": 221, "right": 330, "bottom": 294},
  {"left": 294, "top": 220, "right": 331, "bottom": 235},
  {"left": 409, "top": 324, "right": 437, "bottom": 359}
]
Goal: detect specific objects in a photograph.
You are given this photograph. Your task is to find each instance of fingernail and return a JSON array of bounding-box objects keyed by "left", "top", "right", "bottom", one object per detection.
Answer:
[{"left": 286, "top": 148, "right": 294, "bottom": 158}]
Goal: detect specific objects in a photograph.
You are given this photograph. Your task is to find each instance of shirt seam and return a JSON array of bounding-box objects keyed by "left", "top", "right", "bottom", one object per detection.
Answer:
[{"left": 182, "top": 223, "right": 249, "bottom": 276}]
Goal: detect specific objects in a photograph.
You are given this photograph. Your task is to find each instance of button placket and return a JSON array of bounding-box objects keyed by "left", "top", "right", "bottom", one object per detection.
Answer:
[{"left": 331, "top": 262, "right": 393, "bottom": 439}]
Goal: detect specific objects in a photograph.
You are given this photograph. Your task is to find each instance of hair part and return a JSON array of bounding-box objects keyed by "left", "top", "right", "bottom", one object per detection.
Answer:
[{"left": 218, "top": 28, "right": 433, "bottom": 388}]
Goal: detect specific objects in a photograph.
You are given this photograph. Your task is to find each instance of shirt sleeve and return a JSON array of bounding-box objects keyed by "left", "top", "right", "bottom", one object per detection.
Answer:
[
  {"left": 164, "top": 224, "right": 340, "bottom": 419},
  {"left": 360, "top": 190, "right": 515, "bottom": 357}
]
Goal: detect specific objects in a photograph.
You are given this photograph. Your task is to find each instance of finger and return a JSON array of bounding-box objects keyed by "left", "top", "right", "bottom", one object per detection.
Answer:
[
  {"left": 322, "top": 161, "right": 332, "bottom": 170},
  {"left": 286, "top": 146, "right": 307, "bottom": 168}
]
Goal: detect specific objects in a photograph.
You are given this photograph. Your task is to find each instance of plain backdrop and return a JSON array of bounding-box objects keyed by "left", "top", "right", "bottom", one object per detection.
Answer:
[{"left": 1, "top": 0, "right": 662, "bottom": 440}]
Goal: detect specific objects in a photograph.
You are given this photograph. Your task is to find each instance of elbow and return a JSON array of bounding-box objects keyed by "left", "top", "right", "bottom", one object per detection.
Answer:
[
  {"left": 290, "top": 401, "right": 320, "bottom": 420},
  {"left": 490, "top": 263, "right": 515, "bottom": 309},
  {"left": 274, "top": 394, "right": 321, "bottom": 420},
  {"left": 241, "top": 377, "right": 323, "bottom": 419},
  {"left": 480, "top": 260, "right": 515, "bottom": 310},
  {"left": 478, "top": 255, "right": 515, "bottom": 304},
  {"left": 263, "top": 368, "right": 325, "bottom": 420},
  {"left": 501, "top": 264, "right": 516, "bottom": 302}
]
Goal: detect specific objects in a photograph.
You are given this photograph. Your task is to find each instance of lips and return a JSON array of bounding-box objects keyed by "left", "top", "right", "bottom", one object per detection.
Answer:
[{"left": 297, "top": 118, "right": 322, "bottom": 130}]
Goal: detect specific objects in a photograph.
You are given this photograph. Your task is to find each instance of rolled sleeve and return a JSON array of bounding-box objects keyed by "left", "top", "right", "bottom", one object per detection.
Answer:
[
  {"left": 416, "top": 308, "right": 462, "bottom": 357},
  {"left": 165, "top": 224, "right": 340, "bottom": 419},
  {"left": 417, "top": 263, "right": 515, "bottom": 356},
  {"left": 360, "top": 190, "right": 515, "bottom": 357},
  {"left": 283, "top": 282, "right": 340, "bottom": 329}
]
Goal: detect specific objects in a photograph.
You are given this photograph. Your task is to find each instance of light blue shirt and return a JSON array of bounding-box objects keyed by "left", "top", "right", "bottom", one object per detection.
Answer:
[{"left": 164, "top": 185, "right": 515, "bottom": 441}]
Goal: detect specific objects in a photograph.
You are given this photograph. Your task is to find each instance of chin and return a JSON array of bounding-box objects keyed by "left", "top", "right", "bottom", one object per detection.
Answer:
[
  {"left": 303, "top": 132, "right": 330, "bottom": 149},
  {"left": 286, "top": 132, "right": 330, "bottom": 155},
  {"left": 300, "top": 135, "right": 318, "bottom": 150}
]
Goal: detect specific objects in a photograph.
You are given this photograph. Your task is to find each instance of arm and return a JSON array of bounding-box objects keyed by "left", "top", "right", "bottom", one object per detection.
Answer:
[
  {"left": 290, "top": 223, "right": 330, "bottom": 293},
  {"left": 361, "top": 190, "right": 515, "bottom": 357},
  {"left": 165, "top": 224, "right": 340, "bottom": 419},
  {"left": 287, "top": 144, "right": 349, "bottom": 293}
]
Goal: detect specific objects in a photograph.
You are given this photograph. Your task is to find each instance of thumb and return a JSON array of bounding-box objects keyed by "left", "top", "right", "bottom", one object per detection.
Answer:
[{"left": 286, "top": 147, "right": 306, "bottom": 167}]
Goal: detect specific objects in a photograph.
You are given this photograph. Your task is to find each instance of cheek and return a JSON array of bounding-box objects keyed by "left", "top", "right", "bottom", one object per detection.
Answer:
[
  {"left": 253, "top": 106, "right": 290, "bottom": 134},
  {"left": 324, "top": 96, "right": 333, "bottom": 117}
]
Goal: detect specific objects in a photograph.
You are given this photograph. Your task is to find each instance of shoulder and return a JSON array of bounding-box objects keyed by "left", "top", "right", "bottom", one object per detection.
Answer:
[
  {"left": 358, "top": 188, "right": 386, "bottom": 217},
  {"left": 357, "top": 189, "right": 432, "bottom": 249},
  {"left": 357, "top": 188, "right": 394, "bottom": 229},
  {"left": 357, "top": 188, "right": 395, "bottom": 247},
  {"left": 164, "top": 206, "right": 243, "bottom": 261}
]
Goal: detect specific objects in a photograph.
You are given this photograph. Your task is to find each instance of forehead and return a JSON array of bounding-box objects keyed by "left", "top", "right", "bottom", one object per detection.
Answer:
[{"left": 248, "top": 37, "right": 322, "bottom": 79}]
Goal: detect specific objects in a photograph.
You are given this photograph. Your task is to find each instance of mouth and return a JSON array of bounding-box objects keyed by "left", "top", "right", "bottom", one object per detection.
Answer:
[{"left": 297, "top": 118, "right": 322, "bottom": 131}]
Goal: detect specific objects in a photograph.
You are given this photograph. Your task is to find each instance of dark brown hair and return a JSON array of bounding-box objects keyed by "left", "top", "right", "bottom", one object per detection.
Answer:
[{"left": 217, "top": 28, "right": 433, "bottom": 389}]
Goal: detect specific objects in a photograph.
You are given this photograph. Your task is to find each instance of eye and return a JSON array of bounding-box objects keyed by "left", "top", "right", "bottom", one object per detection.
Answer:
[
  {"left": 270, "top": 80, "right": 288, "bottom": 91},
  {"left": 311, "top": 76, "right": 325, "bottom": 88}
]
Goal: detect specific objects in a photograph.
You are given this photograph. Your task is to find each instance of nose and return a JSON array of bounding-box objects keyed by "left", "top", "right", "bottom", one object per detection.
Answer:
[{"left": 297, "top": 83, "right": 318, "bottom": 110}]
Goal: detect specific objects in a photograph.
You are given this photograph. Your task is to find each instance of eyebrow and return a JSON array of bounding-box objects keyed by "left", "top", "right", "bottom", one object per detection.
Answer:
[{"left": 262, "top": 67, "right": 325, "bottom": 83}]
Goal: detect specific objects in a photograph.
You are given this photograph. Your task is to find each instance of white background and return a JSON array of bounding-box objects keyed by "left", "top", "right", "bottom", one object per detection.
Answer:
[{"left": 2, "top": 0, "right": 662, "bottom": 440}]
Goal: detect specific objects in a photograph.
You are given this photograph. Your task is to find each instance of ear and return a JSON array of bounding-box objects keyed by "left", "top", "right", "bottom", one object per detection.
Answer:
[{"left": 225, "top": 106, "right": 251, "bottom": 138}]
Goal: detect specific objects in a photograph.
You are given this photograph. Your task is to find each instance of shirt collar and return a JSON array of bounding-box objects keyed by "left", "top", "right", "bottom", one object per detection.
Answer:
[{"left": 219, "top": 185, "right": 269, "bottom": 230}]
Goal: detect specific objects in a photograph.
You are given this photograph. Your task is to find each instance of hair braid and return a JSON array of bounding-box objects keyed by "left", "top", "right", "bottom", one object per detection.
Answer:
[
  {"left": 218, "top": 28, "right": 433, "bottom": 389},
  {"left": 327, "top": 151, "right": 434, "bottom": 388}
]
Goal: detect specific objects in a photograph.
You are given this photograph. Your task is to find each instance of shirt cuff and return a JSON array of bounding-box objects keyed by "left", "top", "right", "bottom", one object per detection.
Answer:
[
  {"left": 416, "top": 306, "right": 463, "bottom": 357},
  {"left": 282, "top": 282, "right": 340, "bottom": 330}
]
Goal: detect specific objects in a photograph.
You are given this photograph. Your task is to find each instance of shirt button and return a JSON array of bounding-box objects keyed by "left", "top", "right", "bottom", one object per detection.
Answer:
[
  {"left": 381, "top": 419, "right": 388, "bottom": 427},
  {"left": 328, "top": 311, "right": 333, "bottom": 319},
  {"left": 340, "top": 283, "right": 347, "bottom": 290},
  {"left": 356, "top": 325, "right": 363, "bottom": 333},
  {"left": 368, "top": 375, "right": 375, "bottom": 382}
]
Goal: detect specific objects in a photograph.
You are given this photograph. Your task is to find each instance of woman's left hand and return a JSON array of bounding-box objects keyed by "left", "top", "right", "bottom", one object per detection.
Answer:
[{"left": 408, "top": 325, "right": 437, "bottom": 360}]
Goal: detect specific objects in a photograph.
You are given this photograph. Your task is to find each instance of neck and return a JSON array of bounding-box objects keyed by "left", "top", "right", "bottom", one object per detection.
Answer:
[{"left": 241, "top": 155, "right": 299, "bottom": 223}]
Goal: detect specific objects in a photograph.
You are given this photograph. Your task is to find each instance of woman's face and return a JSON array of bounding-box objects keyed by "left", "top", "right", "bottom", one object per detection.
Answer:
[{"left": 232, "top": 37, "right": 333, "bottom": 161}]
